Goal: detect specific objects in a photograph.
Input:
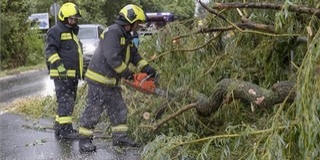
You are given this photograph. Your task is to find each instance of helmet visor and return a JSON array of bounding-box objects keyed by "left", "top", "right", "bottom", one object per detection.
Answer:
[{"left": 70, "top": 13, "right": 81, "bottom": 19}]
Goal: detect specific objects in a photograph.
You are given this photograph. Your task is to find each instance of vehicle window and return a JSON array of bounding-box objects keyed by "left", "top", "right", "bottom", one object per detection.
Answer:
[{"left": 78, "top": 28, "right": 97, "bottom": 39}]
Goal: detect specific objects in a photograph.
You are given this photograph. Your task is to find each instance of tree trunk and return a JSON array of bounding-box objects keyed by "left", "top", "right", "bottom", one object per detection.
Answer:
[{"left": 195, "top": 79, "right": 296, "bottom": 116}]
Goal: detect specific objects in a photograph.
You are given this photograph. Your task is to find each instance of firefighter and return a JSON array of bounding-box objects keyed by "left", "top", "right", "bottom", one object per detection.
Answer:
[
  {"left": 78, "top": 4, "right": 157, "bottom": 152},
  {"left": 45, "top": 2, "right": 83, "bottom": 140}
]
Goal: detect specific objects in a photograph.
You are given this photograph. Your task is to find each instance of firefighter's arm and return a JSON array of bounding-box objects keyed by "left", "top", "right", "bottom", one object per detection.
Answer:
[
  {"left": 45, "top": 29, "right": 66, "bottom": 78},
  {"left": 130, "top": 46, "right": 148, "bottom": 72},
  {"left": 45, "top": 29, "right": 62, "bottom": 69},
  {"left": 131, "top": 46, "right": 157, "bottom": 78},
  {"left": 102, "top": 29, "right": 132, "bottom": 79}
]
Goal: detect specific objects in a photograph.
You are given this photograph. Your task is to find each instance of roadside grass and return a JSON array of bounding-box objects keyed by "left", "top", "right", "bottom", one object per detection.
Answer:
[
  {"left": 2, "top": 84, "right": 87, "bottom": 121},
  {"left": 1, "top": 96, "right": 56, "bottom": 119}
]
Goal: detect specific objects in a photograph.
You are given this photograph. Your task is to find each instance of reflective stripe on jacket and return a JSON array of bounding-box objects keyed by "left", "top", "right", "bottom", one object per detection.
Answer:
[
  {"left": 85, "top": 23, "right": 148, "bottom": 85},
  {"left": 45, "top": 21, "right": 83, "bottom": 79}
]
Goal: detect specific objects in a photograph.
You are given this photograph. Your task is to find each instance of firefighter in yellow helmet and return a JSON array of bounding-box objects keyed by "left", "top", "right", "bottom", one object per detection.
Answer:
[
  {"left": 45, "top": 2, "right": 83, "bottom": 140},
  {"left": 78, "top": 4, "right": 157, "bottom": 152}
]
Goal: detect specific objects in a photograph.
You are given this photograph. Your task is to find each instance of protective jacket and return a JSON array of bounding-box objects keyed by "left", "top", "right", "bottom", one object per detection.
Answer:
[
  {"left": 45, "top": 21, "right": 84, "bottom": 79},
  {"left": 85, "top": 23, "right": 148, "bottom": 85}
]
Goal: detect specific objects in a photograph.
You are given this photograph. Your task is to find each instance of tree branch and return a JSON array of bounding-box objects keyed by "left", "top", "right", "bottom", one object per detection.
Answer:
[
  {"left": 198, "top": 22, "right": 275, "bottom": 34},
  {"left": 172, "top": 22, "right": 275, "bottom": 41},
  {"left": 211, "top": 2, "right": 320, "bottom": 19},
  {"left": 198, "top": 0, "right": 228, "bottom": 22},
  {"left": 141, "top": 103, "right": 198, "bottom": 131}
]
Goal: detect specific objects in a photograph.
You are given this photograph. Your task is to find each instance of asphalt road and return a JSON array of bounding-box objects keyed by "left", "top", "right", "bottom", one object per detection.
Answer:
[
  {"left": 0, "top": 70, "right": 142, "bottom": 159},
  {"left": 0, "top": 113, "right": 141, "bottom": 160},
  {"left": 0, "top": 69, "right": 54, "bottom": 104}
]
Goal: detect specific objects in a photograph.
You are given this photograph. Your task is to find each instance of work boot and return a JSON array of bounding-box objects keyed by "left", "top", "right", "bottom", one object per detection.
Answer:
[
  {"left": 54, "top": 122, "right": 79, "bottom": 140},
  {"left": 112, "top": 132, "right": 141, "bottom": 147},
  {"left": 79, "top": 136, "right": 96, "bottom": 152}
]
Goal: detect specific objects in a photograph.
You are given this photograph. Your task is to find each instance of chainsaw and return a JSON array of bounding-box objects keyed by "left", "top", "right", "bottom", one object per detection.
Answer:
[
  {"left": 124, "top": 72, "right": 175, "bottom": 119},
  {"left": 124, "top": 73, "right": 174, "bottom": 99}
]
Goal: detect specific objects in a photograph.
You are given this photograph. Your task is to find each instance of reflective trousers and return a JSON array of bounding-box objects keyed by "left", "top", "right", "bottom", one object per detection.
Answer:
[
  {"left": 54, "top": 79, "right": 78, "bottom": 118},
  {"left": 80, "top": 82, "right": 127, "bottom": 130}
]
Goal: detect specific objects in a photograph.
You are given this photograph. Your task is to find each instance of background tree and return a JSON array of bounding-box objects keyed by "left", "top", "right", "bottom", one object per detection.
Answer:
[
  {"left": 0, "top": 0, "right": 195, "bottom": 70},
  {"left": 0, "top": 0, "right": 44, "bottom": 69}
]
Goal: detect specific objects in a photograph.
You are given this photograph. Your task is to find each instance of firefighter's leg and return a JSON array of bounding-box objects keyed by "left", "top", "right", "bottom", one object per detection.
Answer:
[
  {"left": 79, "top": 83, "right": 105, "bottom": 152},
  {"left": 54, "top": 79, "right": 79, "bottom": 140},
  {"left": 106, "top": 87, "right": 141, "bottom": 147}
]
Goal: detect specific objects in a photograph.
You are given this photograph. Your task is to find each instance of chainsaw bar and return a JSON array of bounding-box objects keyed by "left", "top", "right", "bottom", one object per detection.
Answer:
[{"left": 154, "top": 88, "right": 175, "bottom": 99}]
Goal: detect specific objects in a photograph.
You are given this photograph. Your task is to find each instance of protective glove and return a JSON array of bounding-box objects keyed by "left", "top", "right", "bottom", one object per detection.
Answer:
[
  {"left": 57, "top": 64, "right": 67, "bottom": 79},
  {"left": 121, "top": 68, "right": 134, "bottom": 80},
  {"left": 141, "top": 65, "right": 157, "bottom": 78}
]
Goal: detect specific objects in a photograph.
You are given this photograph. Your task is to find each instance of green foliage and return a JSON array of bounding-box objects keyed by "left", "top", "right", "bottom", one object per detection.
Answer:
[
  {"left": 24, "top": 30, "right": 45, "bottom": 66},
  {"left": 132, "top": 0, "right": 320, "bottom": 159},
  {"left": 0, "top": 0, "right": 44, "bottom": 69},
  {"left": 102, "top": 0, "right": 130, "bottom": 25},
  {"left": 142, "top": 133, "right": 200, "bottom": 159},
  {"left": 293, "top": 29, "right": 320, "bottom": 159}
]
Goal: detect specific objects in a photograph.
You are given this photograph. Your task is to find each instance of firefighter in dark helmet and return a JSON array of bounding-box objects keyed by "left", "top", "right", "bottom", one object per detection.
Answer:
[
  {"left": 78, "top": 4, "right": 157, "bottom": 152},
  {"left": 45, "top": 2, "right": 83, "bottom": 140}
]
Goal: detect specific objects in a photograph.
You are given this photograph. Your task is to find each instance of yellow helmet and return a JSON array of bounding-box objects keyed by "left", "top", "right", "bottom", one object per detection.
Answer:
[
  {"left": 58, "top": 2, "right": 82, "bottom": 21},
  {"left": 119, "top": 4, "right": 146, "bottom": 24}
]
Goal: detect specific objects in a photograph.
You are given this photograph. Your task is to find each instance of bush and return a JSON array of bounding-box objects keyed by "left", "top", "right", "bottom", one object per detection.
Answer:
[
  {"left": 0, "top": 0, "right": 44, "bottom": 70},
  {"left": 24, "top": 30, "right": 45, "bottom": 66}
]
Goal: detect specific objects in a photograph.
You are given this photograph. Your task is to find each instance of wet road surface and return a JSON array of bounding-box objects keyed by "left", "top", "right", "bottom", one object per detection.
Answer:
[
  {"left": 0, "top": 113, "right": 141, "bottom": 160},
  {"left": 0, "top": 69, "right": 54, "bottom": 104},
  {"left": 0, "top": 70, "right": 142, "bottom": 159}
]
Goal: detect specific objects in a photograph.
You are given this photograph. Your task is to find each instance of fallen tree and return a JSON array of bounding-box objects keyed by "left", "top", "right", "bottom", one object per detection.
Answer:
[
  {"left": 195, "top": 79, "right": 296, "bottom": 116},
  {"left": 146, "top": 79, "right": 296, "bottom": 131}
]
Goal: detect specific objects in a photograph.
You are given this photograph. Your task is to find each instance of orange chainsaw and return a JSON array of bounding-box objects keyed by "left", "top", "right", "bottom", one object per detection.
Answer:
[{"left": 124, "top": 73, "right": 174, "bottom": 99}]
